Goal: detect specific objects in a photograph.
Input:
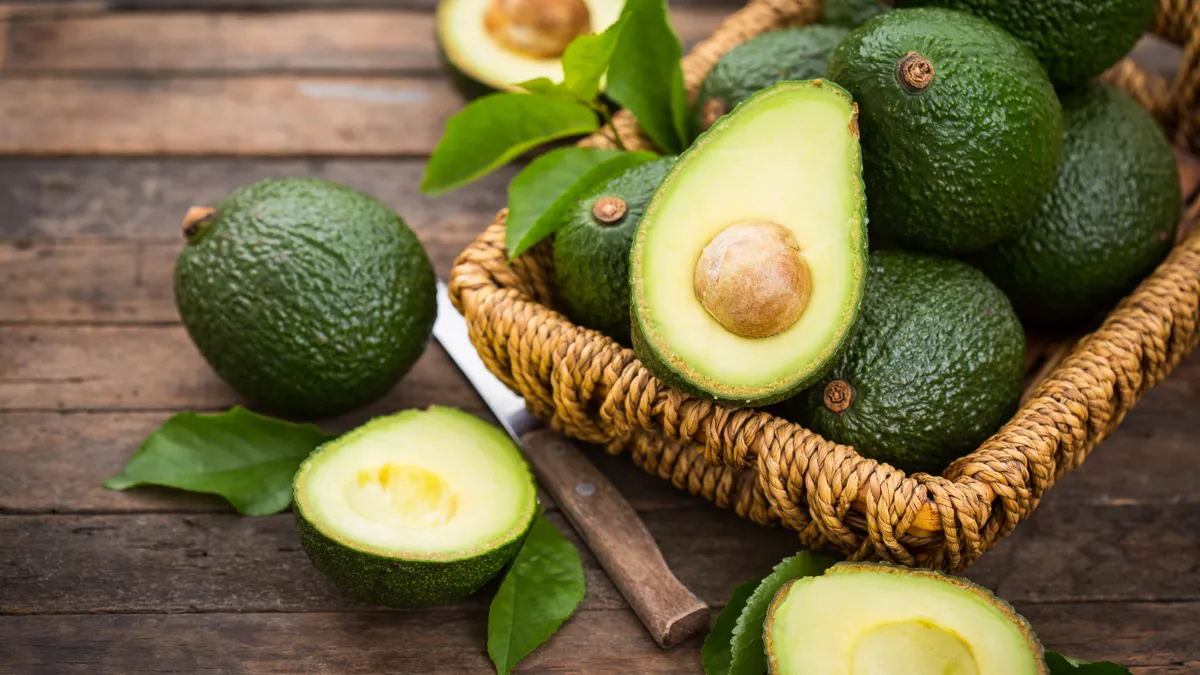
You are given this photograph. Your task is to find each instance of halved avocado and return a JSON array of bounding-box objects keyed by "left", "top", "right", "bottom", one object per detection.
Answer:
[
  {"left": 436, "top": 0, "right": 624, "bottom": 98},
  {"left": 293, "top": 407, "right": 537, "bottom": 608},
  {"left": 631, "top": 80, "right": 868, "bottom": 406},
  {"left": 765, "top": 562, "right": 1047, "bottom": 675}
]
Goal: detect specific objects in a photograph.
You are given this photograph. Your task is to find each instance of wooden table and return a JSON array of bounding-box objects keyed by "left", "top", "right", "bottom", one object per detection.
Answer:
[{"left": 1, "top": 2, "right": 1198, "bottom": 672}]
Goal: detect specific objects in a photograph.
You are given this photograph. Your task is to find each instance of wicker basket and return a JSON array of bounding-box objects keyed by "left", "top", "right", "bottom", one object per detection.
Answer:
[{"left": 448, "top": 0, "right": 1200, "bottom": 572}]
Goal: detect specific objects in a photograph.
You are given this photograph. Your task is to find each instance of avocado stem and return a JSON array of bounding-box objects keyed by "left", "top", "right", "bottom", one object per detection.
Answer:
[
  {"left": 591, "top": 196, "right": 627, "bottom": 226},
  {"left": 823, "top": 379, "right": 855, "bottom": 414},
  {"left": 182, "top": 206, "right": 217, "bottom": 243},
  {"left": 897, "top": 51, "right": 935, "bottom": 94}
]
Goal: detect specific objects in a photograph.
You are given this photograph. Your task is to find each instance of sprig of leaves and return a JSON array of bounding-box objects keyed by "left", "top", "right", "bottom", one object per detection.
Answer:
[
  {"left": 1045, "top": 653, "right": 1131, "bottom": 674},
  {"left": 607, "top": 0, "right": 691, "bottom": 153}
]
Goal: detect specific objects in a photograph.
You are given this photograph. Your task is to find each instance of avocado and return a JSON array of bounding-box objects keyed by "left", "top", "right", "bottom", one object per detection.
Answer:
[
  {"left": 827, "top": 7, "right": 1062, "bottom": 254},
  {"left": 174, "top": 177, "right": 436, "bottom": 419},
  {"left": 631, "top": 80, "right": 868, "bottom": 406},
  {"left": 899, "top": 0, "right": 1155, "bottom": 87},
  {"left": 294, "top": 407, "right": 538, "bottom": 608},
  {"left": 765, "top": 562, "right": 1046, "bottom": 674},
  {"left": 692, "top": 25, "right": 850, "bottom": 134},
  {"left": 436, "top": 0, "right": 623, "bottom": 98},
  {"left": 781, "top": 250, "right": 1024, "bottom": 474},
  {"left": 972, "top": 82, "right": 1181, "bottom": 327},
  {"left": 821, "top": 0, "right": 891, "bottom": 28},
  {"left": 554, "top": 156, "right": 676, "bottom": 345}
]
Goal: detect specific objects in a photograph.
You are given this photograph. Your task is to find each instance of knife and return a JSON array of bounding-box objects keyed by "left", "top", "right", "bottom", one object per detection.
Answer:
[{"left": 434, "top": 281, "right": 709, "bottom": 648}]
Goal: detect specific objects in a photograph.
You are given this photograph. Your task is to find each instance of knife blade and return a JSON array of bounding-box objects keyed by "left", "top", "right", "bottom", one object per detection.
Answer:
[{"left": 434, "top": 281, "right": 708, "bottom": 648}]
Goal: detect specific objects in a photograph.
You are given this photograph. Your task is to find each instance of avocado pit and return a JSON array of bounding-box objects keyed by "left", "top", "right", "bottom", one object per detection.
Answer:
[
  {"left": 483, "top": 0, "right": 591, "bottom": 58},
  {"left": 693, "top": 220, "right": 811, "bottom": 339}
]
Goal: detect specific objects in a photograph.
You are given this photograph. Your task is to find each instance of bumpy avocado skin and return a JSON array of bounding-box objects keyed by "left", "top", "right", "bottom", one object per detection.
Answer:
[
  {"left": 554, "top": 157, "right": 675, "bottom": 346},
  {"left": 900, "top": 0, "right": 1155, "bottom": 87},
  {"left": 821, "top": 0, "right": 891, "bottom": 28},
  {"left": 692, "top": 25, "right": 850, "bottom": 134},
  {"left": 783, "top": 251, "right": 1025, "bottom": 474},
  {"left": 174, "top": 177, "right": 436, "bottom": 419},
  {"left": 827, "top": 8, "right": 1062, "bottom": 254},
  {"left": 972, "top": 82, "right": 1180, "bottom": 327}
]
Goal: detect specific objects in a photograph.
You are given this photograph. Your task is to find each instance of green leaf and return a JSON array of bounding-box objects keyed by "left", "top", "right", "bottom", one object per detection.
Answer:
[
  {"left": 516, "top": 77, "right": 579, "bottom": 102},
  {"left": 561, "top": 14, "right": 629, "bottom": 102},
  {"left": 488, "top": 514, "right": 586, "bottom": 675},
  {"left": 504, "top": 147, "right": 622, "bottom": 258},
  {"left": 507, "top": 150, "right": 657, "bottom": 259},
  {"left": 606, "top": 0, "right": 689, "bottom": 153},
  {"left": 1046, "top": 652, "right": 1131, "bottom": 674},
  {"left": 421, "top": 93, "right": 599, "bottom": 195},
  {"left": 702, "top": 581, "right": 758, "bottom": 675},
  {"left": 728, "top": 552, "right": 835, "bottom": 675},
  {"left": 104, "top": 406, "right": 334, "bottom": 516}
]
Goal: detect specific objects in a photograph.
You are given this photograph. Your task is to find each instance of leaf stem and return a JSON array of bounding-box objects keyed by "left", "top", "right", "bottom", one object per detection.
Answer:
[{"left": 598, "top": 105, "right": 627, "bottom": 152}]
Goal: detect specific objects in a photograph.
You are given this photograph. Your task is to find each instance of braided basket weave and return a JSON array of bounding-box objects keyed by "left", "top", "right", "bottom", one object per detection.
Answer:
[{"left": 448, "top": 0, "right": 1200, "bottom": 572}]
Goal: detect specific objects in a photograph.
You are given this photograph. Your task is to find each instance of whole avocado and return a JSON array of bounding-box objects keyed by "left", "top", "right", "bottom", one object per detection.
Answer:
[
  {"left": 827, "top": 8, "right": 1062, "bottom": 254},
  {"left": 972, "top": 82, "right": 1180, "bottom": 327},
  {"left": 822, "top": 0, "right": 891, "bottom": 28},
  {"left": 554, "top": 156, "right": 675, "bottom": 345},
  {"left": 174, "top": 178, "right": 436, "bottom": 419},
  {"left": 782, "top": 251, "right": 1025, "bottom": 475},
  {"left": 900, "top": 0, "right": 1156, "bottom": 87}
]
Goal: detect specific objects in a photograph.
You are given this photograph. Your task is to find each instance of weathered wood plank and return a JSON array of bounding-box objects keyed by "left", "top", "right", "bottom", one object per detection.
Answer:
[{"left": 1, "top": 8, "right": 728, "bottom": 73}]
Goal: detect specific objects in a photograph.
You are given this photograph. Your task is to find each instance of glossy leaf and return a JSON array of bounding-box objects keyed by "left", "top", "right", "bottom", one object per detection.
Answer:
[
  {"left": 421, "top": 93, "right": 599, "bottom": 195},
  {"left": 561, "top": 15, "right": 629, "bottom": 102},
  {"left": 606, "top": 0, "right": 689, "bottom": 153},
  {"left": 1046, "top": 652, "right": 1131, "bottom": 674},
  {"left": 488, "top": 515, "right": 586, "bottom": 675},
  {"left": 702, "top": 581, "right": 758, "bottom": 675},
  {"left": 517, "top": 77, "right": 579, "bottom": 102},
  {"left": 505, "top": 147, "right": 623, "bottom": 258},
  {"left": 729, "top": 551, "right": 835, "bottom": 675},
  {"left": 104, "top": 406, "right": 334, "bottom": 515}
]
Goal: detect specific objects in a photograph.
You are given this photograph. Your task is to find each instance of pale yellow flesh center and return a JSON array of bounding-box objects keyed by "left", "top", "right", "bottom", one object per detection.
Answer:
[
  {"left": 850, "top": 620, "right": 979, "bottom": 675},
  {"left": 345, "top": 464, "right": 460, "bottom": 529}
]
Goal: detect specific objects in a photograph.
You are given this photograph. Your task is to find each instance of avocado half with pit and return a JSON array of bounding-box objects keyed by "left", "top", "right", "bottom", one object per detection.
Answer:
[
  {"left": 437, "top": 0, "right": 624, "bottom": 98},
  {"left": 294, "top": 407, "right": 537, "bottom": 608},
  {"left": 631, "top": 80, "right": 868, "bottom": 406},
  {"left": 765, "top": 562, "right": 1047, "bottom": 674}
]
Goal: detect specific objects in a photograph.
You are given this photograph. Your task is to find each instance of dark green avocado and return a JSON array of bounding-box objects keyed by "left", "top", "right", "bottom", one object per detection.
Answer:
[
  {"left": 781, "top": 251, "right": 1025, "bottom": 475},
  {"left": 174, "top": 177, "right": 436, "bottom": 419},
  {"left": 821, "top": 0, "right": 891, "bottom": 28},
  {"left": 827, "top": 7, "right": 1062, "bottom": 254},
  {"left": 692, "top": 25, "right": 850, "bottom": 134},
  {"left": 899, "top": 0, "right": 1155, "bottom": 87},
  {"left": 972, "top": 82, "right": 1180, "bottom": 327},
  {"left": 554, "top": 156, "right": 676, "bottom": 345}
]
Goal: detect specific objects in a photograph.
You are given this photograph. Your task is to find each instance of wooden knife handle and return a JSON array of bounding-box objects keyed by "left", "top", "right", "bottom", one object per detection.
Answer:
[{"left": 520, "top": 429, "right": 710, "bottom": 648}]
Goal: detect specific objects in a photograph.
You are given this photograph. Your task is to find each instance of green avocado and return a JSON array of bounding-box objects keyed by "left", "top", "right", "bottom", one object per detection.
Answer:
[
  {"left": 899, "top": 0, "right": 1155, "bottom": 87},
  {"left": 294, "top": 407, "right": 538, "bottom": 608},
  {"left": 765, "top": 562, "right": 1046, "bottom": 675},
  {"left": 827, "top": 7, "right": 1062, "bottom": 254},
  {"left": 632, "top": 81, "right": 868, "bottom": 406},
  {"left": 174, "top": 177, "right": 436, "bottom": 419},
  {"left": 972, "top": 82, "right": 1180, "bottom": 327},
  {"left": 554, "top": 156, "right": 676, "bottom": 345},
  {"left": 692, "top": 25, "right": 850, "bottom": 134},
  {"left": 821, "top": 0, "right": 891, "bottom": 28},
  {"left": 781, "top": 251, "right": 1024, "bottom": 474}
]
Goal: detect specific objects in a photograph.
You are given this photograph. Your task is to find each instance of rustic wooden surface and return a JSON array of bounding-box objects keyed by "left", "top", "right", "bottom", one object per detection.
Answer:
[{"left": 1, "top": 1, "right": 1199, "bottom": 672}]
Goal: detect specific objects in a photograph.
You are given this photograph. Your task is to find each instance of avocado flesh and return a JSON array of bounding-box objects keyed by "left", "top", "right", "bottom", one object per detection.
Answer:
[
  {"left": 765, "top": 563, "right": 1046, "bottom": 675},
  {"left": 294, "top": 407, "right": 537, "bottom": 608},
  {"left": 972, "top": 82, "right": 1180, "bottom": 327},
  {"left": 437, "top": 0, "right": 622, "bottom": 96},
  {"left": 692, "top": 25, "right": 849, "bottom": 134},
  {"left": 827, "top": 7, "right": 1062, "bottom": 254},
  {"left": 899, "top": 0, "right": 1155, "bottom": 87},
  {"left": 554, "top": 156, "right": 676, "bottom": 346},
  {"left": 632, "top": 80, "right": 868, "bottom": 406}
]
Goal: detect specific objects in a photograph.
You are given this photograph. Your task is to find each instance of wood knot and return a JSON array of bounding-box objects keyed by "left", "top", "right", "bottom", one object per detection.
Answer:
[
  {"left": 823, "top": 379, "right": 854, "bottom": 414},
  {"left": 700, "top": 97, "right": 728, "bottom": 131},
  {"left": 591, "top": 196, "right": 627, "bottom": 225},
  {"left": 897, "top": 51, "right": 935, "bottom": 94},
  {"left": 182, "top": 206, "right": 217, "bottom": 243}
]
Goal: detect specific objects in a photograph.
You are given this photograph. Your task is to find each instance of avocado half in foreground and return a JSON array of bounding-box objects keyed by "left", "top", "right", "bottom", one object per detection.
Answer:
[
  {"left": 765, "top": 562, "right": 1047, "bottom": 674},
  {"left": 631, "top": 80, "right": 868, "bottom": 406},
  {"left": 294, "top": 407, "right": 537, "bottom": 608},
  {"left": 437, "top": 0, "right": 623, "bottom": 97}
]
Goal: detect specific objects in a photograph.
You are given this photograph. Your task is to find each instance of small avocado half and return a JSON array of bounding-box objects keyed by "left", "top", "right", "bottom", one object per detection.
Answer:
[
  {"left": 294, "top": 407, "right": 538, "bottom": 608},
  {"left": 631, "top": 80, "right": 868, "bottom": 407},
  {"left": 436, "top": 0, "right": 624, "bottom": 98},
  {"left": 765, "top": 562, "right": 1047, "bottom": 674}
]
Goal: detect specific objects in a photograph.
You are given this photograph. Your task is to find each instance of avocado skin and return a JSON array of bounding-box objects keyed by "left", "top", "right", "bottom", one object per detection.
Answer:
[
  {"left": 692, "top": 25, "right": 849, "bottom": 135},
  {"left": 827, "top": 8, "right": 1062, "bottom": 254},
  {"left": 972, "top": 82, "right": 1180, "bottom": 327},
  {"left": 900, "top": 0, "right": 1155, "bottom": 87},
  {"left": 821, "top": 0, "right": 891, "bottom": 28},
  {"left": 174, "top": 177, "right": 436, "bottom": 419},
  {"left": 783, "top": 251, "right": 1025, "bottom": 474},
  {"left": 554, "top": 157, "right": 675, "bottom": 346}
]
